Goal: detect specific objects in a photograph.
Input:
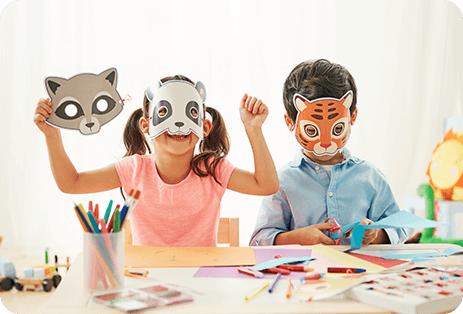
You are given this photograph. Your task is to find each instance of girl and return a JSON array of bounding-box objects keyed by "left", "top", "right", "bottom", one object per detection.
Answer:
[{"left": 33, "top": 74, "right": 278, "bottom": 246}]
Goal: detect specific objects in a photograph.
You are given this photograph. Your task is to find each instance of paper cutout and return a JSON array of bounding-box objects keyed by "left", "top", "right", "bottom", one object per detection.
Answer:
[
  {"left": 44, "top": 68, "right": 123, "bottom": 135},
  {"left": 124, "top": 245, "right": 255, "bottom": 268},
  {"left": 293, "top": 91, "right": 352, "bottom": 156},
  {"left": 296, "top": 277, "right": 365, "bottom": 299},
  {"left": 427, "top": 128, "right": 463, "bottom": 200},
  {"left": 349, "top": 210, "right": 447, "bottom": 250},
  {"left": 146, "top": 80, "right": 206, "bottom": 140},
  {"left": 248, "top": 256, "right": 314, "bottom": 271}
]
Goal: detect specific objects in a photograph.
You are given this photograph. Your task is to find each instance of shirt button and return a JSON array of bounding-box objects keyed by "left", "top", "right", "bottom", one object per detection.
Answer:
[
  {"left": 329, "top": 192, "right": 333, "bottom": 197},
  {"left": 315, "top": 166, "right": 320, "bottom": 170}
]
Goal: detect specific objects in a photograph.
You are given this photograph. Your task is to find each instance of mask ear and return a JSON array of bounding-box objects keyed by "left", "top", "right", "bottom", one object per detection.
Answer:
[
  {"left": 45, "top": 77, "right": 66, "bottom": 96},
  {"left": 340, "top": 91, "right": 353, "bottom": 109},
  {"left": 293, "top": 94, "right": 307, "bottom": 112},
  {"left": 146, "top": 80, "right": 162, "bottom": 102},
  {"left": 195, "top": 81, "right": 206, "bottom": 102},
  {"left": 99, "top": 68, "right": 118, "bottom": 86}
]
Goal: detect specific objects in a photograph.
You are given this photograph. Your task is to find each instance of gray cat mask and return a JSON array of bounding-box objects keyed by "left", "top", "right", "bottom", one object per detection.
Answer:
[{"left": 44, "top": 68, "right": 123, "bottom": 135}]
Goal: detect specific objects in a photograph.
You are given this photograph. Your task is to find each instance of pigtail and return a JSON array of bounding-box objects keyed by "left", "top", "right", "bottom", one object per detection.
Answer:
[
  {"left": 191, "top": 106, "right": 230, "bottom": 185},
  {"left": 122, "top": 97, "right": 152, "bottom": 157}
]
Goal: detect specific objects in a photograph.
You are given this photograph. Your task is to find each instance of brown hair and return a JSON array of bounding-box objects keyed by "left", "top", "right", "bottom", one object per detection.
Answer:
[
  {"left": 122, "top": 75, "right": 230, "bottom": 185},
  {"left": 282, "top": 59, "right": 358, "bottom": 122}
]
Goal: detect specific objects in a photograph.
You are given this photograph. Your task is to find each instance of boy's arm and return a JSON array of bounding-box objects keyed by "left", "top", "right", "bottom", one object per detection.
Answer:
[
  {"left": 249, "top": 188, "right": 335, "bottom": 246},
  {"left": 274, "top": 223, "right": 335, "bottom": 245},
  {"left": 34, "top": 98, "right": 122, "bottom": 194}
]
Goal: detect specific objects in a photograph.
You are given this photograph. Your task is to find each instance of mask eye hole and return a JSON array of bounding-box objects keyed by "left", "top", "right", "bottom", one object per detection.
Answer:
[
  {"left": 190, "top": 107, "right": 198, "bottom": 119},
  {"left": 333, "top": 122, "right": 345, "bottom": 136},
  {"left": 158, "top": 106, "right": 168, "bottom": 118},
  {"left": 305, "top": 125, "right": 318, "bottom": 138}
]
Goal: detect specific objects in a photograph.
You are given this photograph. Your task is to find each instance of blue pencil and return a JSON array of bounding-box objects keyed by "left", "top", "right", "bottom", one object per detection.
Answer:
[{"left": 268, "top": 273, "right": 281, "bottom": 293}]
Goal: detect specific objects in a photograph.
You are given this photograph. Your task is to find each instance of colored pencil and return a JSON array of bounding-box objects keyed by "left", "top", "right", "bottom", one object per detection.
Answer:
[
  {"left": 113, "top": 208, "right": 120, "bottom": 233},
  {"left": 286, "top": 278, "right": 292, "bottom": 299},
  {"left": 107, "top": 204, "right": 120, "bottom": 232}
]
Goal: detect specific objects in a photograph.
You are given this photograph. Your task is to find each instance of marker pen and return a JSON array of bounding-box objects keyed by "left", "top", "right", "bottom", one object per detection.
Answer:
[
  {"left": 327, "top": 267, "right": 366, "bottom": 273},
  {"left": 237, "top": 267, "right": 265, "bottom": 278}
]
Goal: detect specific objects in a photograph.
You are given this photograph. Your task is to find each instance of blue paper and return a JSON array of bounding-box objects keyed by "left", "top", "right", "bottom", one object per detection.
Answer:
[
  {"left": 248, "top": 256, "right": 315, "bottom": 271},
  {"left": 348, "top": 211, "right": 447, "bottom": 250},
  {"left": 382, "top": 247, "right": 463, "bottom": 260}
]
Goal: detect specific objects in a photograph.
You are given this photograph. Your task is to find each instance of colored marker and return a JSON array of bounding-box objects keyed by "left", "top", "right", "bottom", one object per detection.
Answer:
[
  {"left": 119, "top": 189, "right": 134, "bottom": 227},
  {"left": 278, "top": 265, "right": 314, "bottom": 272},
  {"left": 327, "top": 267, "right": 366, "bottom": 273},
  {"left": 286, "top": 278, "right": 292, "bottom": 299},
  {"left": 104, "top": 200, "right": 113, "bottom": 223},
  {"left": 87, "top": 211, "right": 101, "bottom": 233},
  {"left": 237, "top": 267, "right": 265, "bottom": 278},
  {"left": 88, "top": 201, "right": 93, "bottom": 215},
  {"left": 268, "top": 273, "right": 281, "bottom": 293},
  {"left": 300, "top": 272, "right": 325, "bottom": 282},
  {"left": 122, "top": 190, "right": 141, "bottom": 229},
  {"left": 113, "top": 207, "right": 121, "bottom": 233},
  {"left": 74, "top": 203, "right": 92, "bottom": 232},
  {"left": 245, "top": 281, "right": 270, "bottom": 301},
  {"left": 107, "top": 204, "right": 120, "bottom": 232},
  {"left": 94, "top": 204, "right": 99, "bottom": 220},
  {"left": 45, "top": 248, "right": 49, "bottom": 265},
  {"left": 263, "top": 267, "right": 291, "bottom": 275}
]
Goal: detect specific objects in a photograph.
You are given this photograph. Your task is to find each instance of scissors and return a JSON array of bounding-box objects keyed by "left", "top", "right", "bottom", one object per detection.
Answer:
[{"left": 325, "top": 218, "right": 361, "bottom": 245}]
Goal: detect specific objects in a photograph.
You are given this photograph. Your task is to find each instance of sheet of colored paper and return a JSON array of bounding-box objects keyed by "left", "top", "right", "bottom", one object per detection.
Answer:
[
  {"left": 381, "top": 247, "right": 463, "bottom": 260},
  {"left": 346, "top": 252, "right": 408, "bottom": 268},
  {"left": 310, "top": 245, "right": 386, "bottom": 277},
  {"left": 193, "top": 245, "right": 385, "bottom": 280},
  {"left": 194, "top": 247, "right": 313, "bottom": 280},
  {"left": 349, "top": 211, "right": 446, "bottom": 250},
  {"left": 124, "top": 245, "right": 256, "bottom": 267},
  {"left": 295, "top": 277, "right": 365, "bottom": 297}
]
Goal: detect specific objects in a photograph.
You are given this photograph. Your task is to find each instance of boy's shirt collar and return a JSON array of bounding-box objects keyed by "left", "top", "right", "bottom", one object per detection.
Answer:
[{"left": 290, "top": 148, "right": 358, "bottom": 168}]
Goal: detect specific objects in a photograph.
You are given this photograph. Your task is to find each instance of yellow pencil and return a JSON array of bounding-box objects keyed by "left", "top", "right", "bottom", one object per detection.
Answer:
[{"left": 244, "top": 281, "right": 270, "bottom": 301}]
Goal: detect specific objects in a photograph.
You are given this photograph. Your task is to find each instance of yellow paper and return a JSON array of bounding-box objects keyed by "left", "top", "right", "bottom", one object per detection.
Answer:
[{"left": 124, "top": 245, "right": 256, "bottom": 268}]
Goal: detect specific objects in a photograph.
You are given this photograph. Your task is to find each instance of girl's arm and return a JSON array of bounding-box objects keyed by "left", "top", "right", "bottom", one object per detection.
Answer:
[
  {"left": 33, "top": 98, "right": 121, "bottom": 194},
  {"left": 227, "top": 94, "right": 279, "bottom": 196}
]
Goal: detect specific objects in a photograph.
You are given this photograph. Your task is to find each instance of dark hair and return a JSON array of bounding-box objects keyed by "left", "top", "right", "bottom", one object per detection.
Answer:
[
  {"left": 282, "top": 59, "right": 357, "bottom": 122},
  {"left": 122, "top": 75, "right": 230, "bottom": 185}
]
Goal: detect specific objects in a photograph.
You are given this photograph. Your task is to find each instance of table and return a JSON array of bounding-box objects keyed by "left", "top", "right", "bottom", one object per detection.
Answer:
[{"left": 43, "top": 244, "right": 463, "bottom": 314}]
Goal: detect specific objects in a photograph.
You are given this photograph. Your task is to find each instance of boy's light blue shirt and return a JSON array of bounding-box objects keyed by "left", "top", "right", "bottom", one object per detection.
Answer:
[{"left": 249, "top": 148, "right": 407, "bottom": 246}]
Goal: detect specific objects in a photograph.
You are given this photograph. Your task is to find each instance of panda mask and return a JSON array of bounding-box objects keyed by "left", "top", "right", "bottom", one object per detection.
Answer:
[{"left": 146, "top": 80, "right": 206, "bottom": 140}]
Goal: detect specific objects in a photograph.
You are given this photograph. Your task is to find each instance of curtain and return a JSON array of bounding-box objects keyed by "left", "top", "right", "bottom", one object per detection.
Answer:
[{"left": 0, "top": 0, "right": 462, "bottom": 254}]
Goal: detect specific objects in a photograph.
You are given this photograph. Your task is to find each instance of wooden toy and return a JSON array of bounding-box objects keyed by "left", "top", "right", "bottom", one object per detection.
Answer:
[{"left": 0, "top": 258, "right": 15, "bottom": 292}]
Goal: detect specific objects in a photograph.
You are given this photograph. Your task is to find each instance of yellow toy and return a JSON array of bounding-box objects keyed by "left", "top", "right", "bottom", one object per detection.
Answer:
[{"left": 427, "top": 128, "right": 463, "bottom": 200}]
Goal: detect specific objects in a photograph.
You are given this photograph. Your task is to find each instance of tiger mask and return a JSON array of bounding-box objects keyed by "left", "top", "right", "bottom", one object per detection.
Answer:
[{"left": 293, "top": 91, "right": 353, "bottom": 156}]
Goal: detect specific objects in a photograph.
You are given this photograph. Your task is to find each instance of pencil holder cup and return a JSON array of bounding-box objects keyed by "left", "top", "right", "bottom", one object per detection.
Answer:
[{"left": 83, "top": 231, "right": 124, "bottom": 291}]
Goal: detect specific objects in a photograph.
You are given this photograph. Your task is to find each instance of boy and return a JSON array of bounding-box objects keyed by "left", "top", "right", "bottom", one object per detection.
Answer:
[{"left": 249, "top": 59, "right": 407, "bottom": 246}]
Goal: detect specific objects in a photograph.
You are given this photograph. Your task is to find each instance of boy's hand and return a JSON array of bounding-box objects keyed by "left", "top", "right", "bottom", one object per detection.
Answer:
[
  {"left": 239, "top": 93, "right": 269, "bottom": 130},
  {"left": 360, "top": 218, "right": 379, "bottom": 245},
  {"left": 275, "top": 222, "right": 336, "bottom": 245},
  {"left": 33, "top": 98, "right": 60, "bottom": 138}
]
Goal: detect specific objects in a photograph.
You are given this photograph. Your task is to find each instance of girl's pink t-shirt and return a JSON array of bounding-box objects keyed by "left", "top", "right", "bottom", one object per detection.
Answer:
[{"left": 115, "top": 154, "right": 236, "bottom": 247}]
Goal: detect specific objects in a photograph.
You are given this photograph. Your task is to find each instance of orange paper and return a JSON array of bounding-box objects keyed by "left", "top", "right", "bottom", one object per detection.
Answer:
[{"left": 125, "top": 245, "right": 256, "bottom": 268}]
